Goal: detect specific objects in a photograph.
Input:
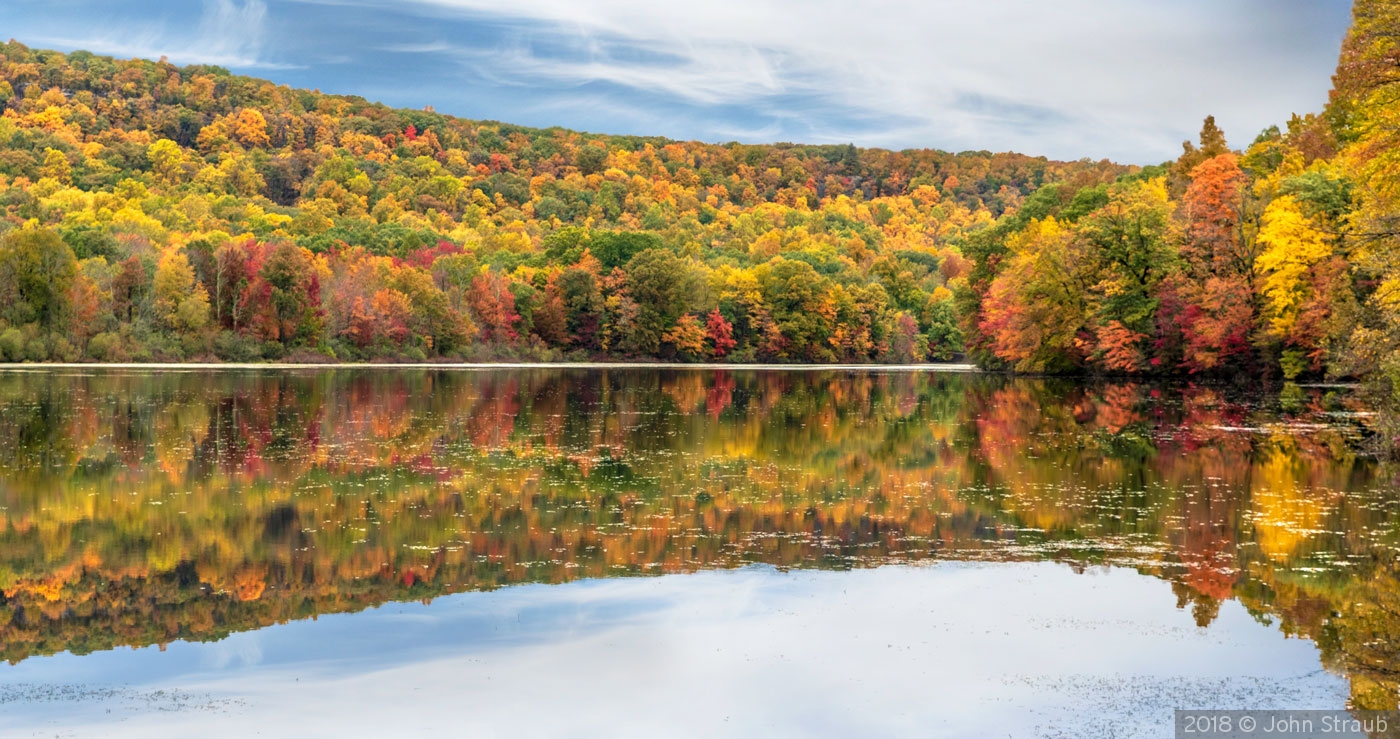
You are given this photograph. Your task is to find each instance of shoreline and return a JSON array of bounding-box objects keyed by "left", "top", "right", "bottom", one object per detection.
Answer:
[{"left": 0, "top": 362, "right": 983, "bottom": 372}]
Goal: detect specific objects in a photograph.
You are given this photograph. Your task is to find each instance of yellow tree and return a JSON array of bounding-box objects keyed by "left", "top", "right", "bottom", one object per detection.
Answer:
[
  {"left": 979, "top": 218, "right": 1091, "bottom": 372},
  {"left": 1330, "top": 0, "right": 1400, "bottom": 388},
  {"left": 154, "top": 249, "right": 209, "bottom": 333},
  {"left": 1255, "top": 196, "right": 1334, "bottom": 376},
  {"left": 662, "top": 314, "right": 707, "bottom": 360},
  {"left": 147, "top": 139, "right": 187, "bottom": 184},
  {"left": 40, "top": 148, "right": 72, "bottom": 185},
  {"left": 232, "top": 109, "right": 271, "bottom": 149}
]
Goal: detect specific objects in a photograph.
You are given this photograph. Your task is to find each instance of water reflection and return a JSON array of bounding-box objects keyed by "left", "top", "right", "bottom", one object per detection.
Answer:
[
  {"left": 0, "top": 564, "right": 1357, "bottom": 738},
  {"left": 0, "top": 369, "right": 1395, "bottom": 709}
]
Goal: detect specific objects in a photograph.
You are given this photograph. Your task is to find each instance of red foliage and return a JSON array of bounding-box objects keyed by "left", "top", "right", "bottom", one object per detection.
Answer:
[
  {"left": 345, "top": 290, "right": 411, "bottom": 347},
  {"left": 1290, "top": 256, "right": 1350, "bottom": 371},
  {"left": 705, "top": 309, "right": 736, "bottom": 357},
  {"left": 1095, "top": 320, "right": 1147, "bottom": 373},
  {"left": 532, "top": 289, "right": 567, "bottom": 346},
  {"left": 68, "top": 275, "right": 102, "bottom": 342},
  {"left": 888, "top": 312, "right": 925, "bottom": 363},
  {"left": 400, "top": 240, "right": 464, "bottom": 271},
  {"left": 347, "top": 296, "right": 374, "bottom": 347},
  {"left": 1180, "top": 154, "right": 1247, "bottom": 276},
  {"left": 705, "top": 371, "right": 735, "bottom": 418},
  {"left": 468, "top": 271, "right": 520, "bottom": 343}
]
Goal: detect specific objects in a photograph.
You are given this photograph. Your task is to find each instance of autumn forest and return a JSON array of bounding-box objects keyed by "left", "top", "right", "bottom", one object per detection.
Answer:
[
  {"left": 4, "top": 3, "right": 1400, "bottom": 733},
  {"left": 0, "top": 2, "right": 1394, "bottom": 396}
]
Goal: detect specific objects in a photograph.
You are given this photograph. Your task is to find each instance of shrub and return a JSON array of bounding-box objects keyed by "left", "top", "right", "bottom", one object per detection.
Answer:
[
  {"left": 461, "top": 344, "right": 497, "bottom": 363},
  {"left": 0, "top": 329, "right": 23, "bottom": 361},
  {"left": 129, "top": 340, "right": 153, "bottom": 362},
  {"left": 728, "top": 346, "right": 757, "bottom": 364},
  {"left": 49, "top": 335, "right": 78, "bottom": 362},
  {"left": 87, "top": 332, "right": 125, "bottom": 361},
  {"left": 213, "top": 331, "right": 262, "bottom": 362},
  {"left": 24, "top": 337, "right": 48, "bottom": 362},
  {"left": 147, "top": 335, "right": 185, "bottom": 362},
  {"left": 1280, "top": 349, "right": 1308, "bottom": 381},
  {"left": 180, "top": 333, "right": 210, "bottom": 359},
  {"left": 325, "top": 338, "right": 356, "bottom": 362},
  {"left": 284, "top": 347, "right": 336, "bottom": 364}
]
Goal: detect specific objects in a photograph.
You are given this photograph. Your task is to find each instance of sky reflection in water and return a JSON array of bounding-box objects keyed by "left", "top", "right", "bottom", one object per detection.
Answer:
[{"left": 1, "top": 563, "right": 1349, "bottom": 738}]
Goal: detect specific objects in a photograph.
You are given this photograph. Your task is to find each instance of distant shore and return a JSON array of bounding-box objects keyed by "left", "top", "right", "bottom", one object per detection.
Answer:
[{"left": 0, "top": 362, "right": 982, "bottom": 372}]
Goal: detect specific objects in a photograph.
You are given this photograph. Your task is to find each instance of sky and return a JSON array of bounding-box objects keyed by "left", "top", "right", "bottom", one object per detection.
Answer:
[{"left": 0, "top": 0, "right": 1356, "bottom": 164}]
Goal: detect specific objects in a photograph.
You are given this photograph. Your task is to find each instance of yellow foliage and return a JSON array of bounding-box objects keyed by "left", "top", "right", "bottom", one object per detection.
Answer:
[
  {"left": 1256, "top": 196, "right": 1331, "bottom": 338},
  {"left": 154, "top": 248, "right": 198, "bottom": 328},
  {"left": 232, "top": 108, "right": 271, "bottom": 148}
]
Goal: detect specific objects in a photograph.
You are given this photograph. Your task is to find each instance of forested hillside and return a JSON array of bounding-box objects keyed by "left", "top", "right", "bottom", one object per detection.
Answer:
[
  {"left": 0, "top": 0, "right": 1397, "bottom": 391},
  {"left": 0, "top": 39, "right": 1124, "bottom": 365},
  {"left": 960, "top": 0, "right": 1400, "bottom": 399}
]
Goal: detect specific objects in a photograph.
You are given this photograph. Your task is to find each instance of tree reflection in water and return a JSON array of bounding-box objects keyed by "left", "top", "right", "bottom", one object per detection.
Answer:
[{"left": 0, "top": 369, "right": 1394, "bottom": 707}]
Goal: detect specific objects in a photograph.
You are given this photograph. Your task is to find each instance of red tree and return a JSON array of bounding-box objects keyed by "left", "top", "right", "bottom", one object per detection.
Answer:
[
  {"left": 705, "top": 309, "right": 736, "bottom": 357},
  {"left": 1180, "top": 154, "right": 1248, "bottom": 277},
  {"left": 468, "top": 271, "right": 520, "bottom": 343}
]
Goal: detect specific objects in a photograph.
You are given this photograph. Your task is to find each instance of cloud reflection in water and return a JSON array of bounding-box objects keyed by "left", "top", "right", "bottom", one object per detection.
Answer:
[{"left": 1, "top": 562, "right": 1346, "bottom": 738}]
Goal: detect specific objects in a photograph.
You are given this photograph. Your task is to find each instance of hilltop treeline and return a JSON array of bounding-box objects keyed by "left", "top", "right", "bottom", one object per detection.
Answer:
[{"left": 0, "top": 39, "right": 1124, "bottom": 364}]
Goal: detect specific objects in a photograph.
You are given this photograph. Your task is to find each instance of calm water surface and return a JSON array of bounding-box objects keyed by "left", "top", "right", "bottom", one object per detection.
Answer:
[{"left": 0, "top": 368, "right": 1396, "bottom": 738}]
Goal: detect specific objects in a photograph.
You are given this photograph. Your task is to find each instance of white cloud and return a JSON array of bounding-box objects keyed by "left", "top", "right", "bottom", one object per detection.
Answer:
[
  {"left": 401, "top": 0, "right": 1348, "bottom": 162},
  {"left": 375, "top": 41, "right": 455, "bottom": 54},
  {"left": 194, "top": 0, "right": 274, "bottom": 66}
]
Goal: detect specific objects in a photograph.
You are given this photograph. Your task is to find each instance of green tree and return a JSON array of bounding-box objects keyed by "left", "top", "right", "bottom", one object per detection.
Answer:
[
  {"left": 923, "top": 297, "right": 964, "bottom": 361},
  {"left": 556, "top": 267, "right": 605, "bottom": 350},
  {"left": 261, "top": 243, "right": 321, "bottom": 347},
  {"left": 1077, "top": 178, "right": 1178, "bottom": 369},
  {"left": 594, "top": 232, "right": 662, "bottom": 271},
  {"left": 624, "top": 249, "right": 702, "bottom": 355},
  {"left": 757, "top": 258, "right": 835, "bottom": 361},
  {"left": 0, "top": 227, "right": 78, "bottom": 330}
]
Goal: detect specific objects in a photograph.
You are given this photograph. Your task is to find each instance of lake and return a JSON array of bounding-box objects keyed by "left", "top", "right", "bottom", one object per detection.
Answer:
[{"left": 0, "top": 368, "right": 1396, "bottom": 738}]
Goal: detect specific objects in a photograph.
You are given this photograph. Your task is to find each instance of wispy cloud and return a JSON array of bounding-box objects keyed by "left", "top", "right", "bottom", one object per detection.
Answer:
[
  {"left": 390, "top": 0, "right": 1350, "bottom": 161},
  {"left": 29, "top": 0, "right": 294, "bottom": 70},
  {"left": 195, "top": 0, "right": 276, "bottom": 66},
  {"left": 3, "top": 0, "right": 1353, "bottom": 162},
  {"left": 375, "top": 41, "right": 455, "bottom": 54}
]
